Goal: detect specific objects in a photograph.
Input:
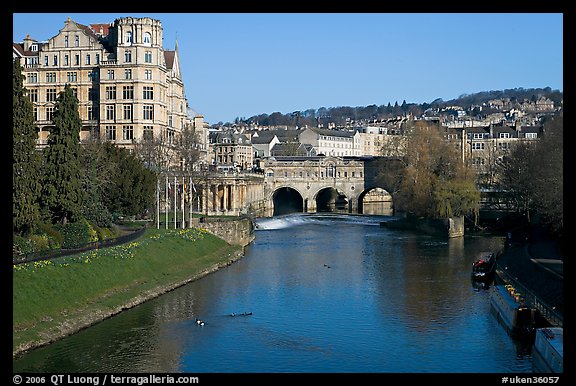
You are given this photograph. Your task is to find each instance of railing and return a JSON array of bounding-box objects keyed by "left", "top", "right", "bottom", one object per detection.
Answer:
[
  {"left": 13, "top": 226, "right": 147, "bottom": 265},
  {"left": 100, "top": 60, "right": 118, "bottom": 65},
  {"left": 495, "top": 266, "right": 563, "bottom": 328}
]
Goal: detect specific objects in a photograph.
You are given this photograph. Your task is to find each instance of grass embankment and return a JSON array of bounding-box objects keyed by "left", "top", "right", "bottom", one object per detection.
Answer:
[{"left": 13, "top": 227, "right": 241, "bottom": 355}]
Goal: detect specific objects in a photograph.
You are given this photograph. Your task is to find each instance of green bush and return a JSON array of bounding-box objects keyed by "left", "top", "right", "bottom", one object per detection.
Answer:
[
  {"left": 29, "top": 234, "right": 50, "bottom": 252},
  {"left": 93, "top": 224, "right": 115, "bottom": 241},
  {"left": 36, "top": 222, "right": 64, "bottom": 248},
  {"left": 13, "top": 235, "right": 33, "bottom": 256},
  {"left": 81, "top": 199, "right": 113, "bottom": 228},
  {"left": 57, "top": 219, "right": 98, "bottom": 248}
]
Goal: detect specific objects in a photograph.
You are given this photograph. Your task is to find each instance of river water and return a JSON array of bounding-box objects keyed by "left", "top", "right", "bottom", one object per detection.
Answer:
[{"left": 13, "top": 214, "right": 533, "bottom": 373}]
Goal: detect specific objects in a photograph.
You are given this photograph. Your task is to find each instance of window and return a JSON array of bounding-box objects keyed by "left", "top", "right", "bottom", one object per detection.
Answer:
[
  {"left": 498, "top": 143, "right": 510, "bottom": 151},
  {"left": 525, "top": 132, "right": 537, "bottom": 139},
  {"left": 28, "top": 73, "right": 38, "bottom": 83},
  {"left": 46, "top": 106, "right": 54, "bottom": 121},
  {"left": 143, "top": 32, "right": 151, "bottom": 45},
  {"left": 145, "top": 51, "right": 152, "bottom": 63},
  {"left": 106, "top": 105, "right": 115, "bottom": 120},
  {"left": 96, "top": 53, "right": 100, "bottom": 64},
  {"left": 472, "top": 133, "right": 483, "bottom": 139},
  {"left": 472, "top": 157, "right": 485, "bottom": 165},
  {"left": 75, "top": 35, "right": 79, "bottom": 47},
  {"left": 145, "top": 70, "right": 152, "bottom": 80},
  {"left": 87, "top": 106, "right": 94, "bottom": 120},
  {"left": 168, "top": 116, "right": 173, "bottom": 127},
  {"left": 44, "top": 56, "right": 48, "bottom": 66},
  {"left": 143, "top": 105, "right": 154, "bottom": 120},
  {"left": 123, "top": 104, "right": 133, "bottom": 120},
  {"left": 71, "top": 88, "right": 78, "bottom": 99},
  {"left": 64, "top": 55, "right": 69, "bottom": 66},
  {"left": 64, "top": 36, "right": 68, "bottom": 47},
  {"left": 166, "top": 129, "right": 175, "bottom": 144},
  {"left": 106, "top": 125, "right": 116, "bottom": 140},
  {"left": 499, "top": 132, "right": 510, "bottom": 139},
  {"left": 472, "top": 142, "right": 485, "bottom": 151},
  {"left": 88, "top": 71, "right": 99, "bottom": 81},
  {"left": 46, "top": 88, "right": 57, "bottom": 102},
  {"left": 126, "top": 31, "right": 133, "bottom": 44},
  {"left": 66, "top": 72, "right": 77, "bottom": 82},
  {"left": 105, "top": 86, "right": 116, "bottom": 100},
  {"left": 53, "top": 55, "right": 58, "bottom": 66},
  {"left": 122, "top": 85, "right": 134, "bottom": 99},
  {"left": 46, "top": 72, "right": 56, "bottom": 83},
  {"left": 125, "top": 51, "right": 132, "bottom": 63},
  {"left": 143, "top": 125, "right": 154, "bottom": 140},
  {"left": 123, "top": 125, "right": 134, "bottom": 141},
  {"left": 86, "top": 54, "right": 91, "bottom": 65},
  {"left": 107, "top": 70, "right": 115, "bottom": 80},
  {"left": 143, "top": 86, "right": 153, "bottom": 99},
  {"left": 75, "top": 55, "right": 79, "bottom": 66},
  {"left": 28, "top": 89, "right": 38, "bottom": 102},
  {"left": 33, "top": 107, "right": 37, "bottom": 121}
]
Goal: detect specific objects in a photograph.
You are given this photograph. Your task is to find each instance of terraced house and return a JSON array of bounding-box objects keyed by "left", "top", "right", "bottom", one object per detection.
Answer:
[{"left": 13, "top": 16, "right": 188, "bottom": 151}]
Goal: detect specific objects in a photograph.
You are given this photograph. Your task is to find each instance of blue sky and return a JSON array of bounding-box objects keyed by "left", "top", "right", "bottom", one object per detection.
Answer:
[{"left": 13, "top": 13, "right": 563, "bottom": 124}]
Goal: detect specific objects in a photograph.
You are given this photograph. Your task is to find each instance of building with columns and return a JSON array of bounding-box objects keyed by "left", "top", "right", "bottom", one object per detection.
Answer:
[{"left": 13, "top": 16, "right": 188, "bottom": 152}]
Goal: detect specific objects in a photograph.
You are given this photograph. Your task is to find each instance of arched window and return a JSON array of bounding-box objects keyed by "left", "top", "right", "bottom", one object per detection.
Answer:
[
  {"left": 143, "top": 32, "right": 151, "bottom": 45},
  {"left": 125, "top": 31, "right": 133, "bottom": 44}
]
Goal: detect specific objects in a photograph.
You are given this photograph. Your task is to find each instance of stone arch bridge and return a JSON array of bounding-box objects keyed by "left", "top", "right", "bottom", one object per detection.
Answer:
[
  {"left": 177, "top": 156, "right": 393, "bottom": 218},
  {"left": 259, "top": 156, "right": 393, "bottom": 217}
]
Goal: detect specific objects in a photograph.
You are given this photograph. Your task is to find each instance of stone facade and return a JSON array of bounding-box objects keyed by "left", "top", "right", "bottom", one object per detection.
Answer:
[{"left": 13, "top": 16, "right": 187, "bottom": 153}]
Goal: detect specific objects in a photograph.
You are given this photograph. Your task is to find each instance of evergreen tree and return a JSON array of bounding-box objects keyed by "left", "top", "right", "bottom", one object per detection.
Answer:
[
  {"left": 13, "top": 61, "right": 41, "bottom": 235},
  {"left": 102, "top": 144, "right": 156, "bottom": 217},
  {"left": 42, "top": 84, "right": 84, "bottom": 225}
]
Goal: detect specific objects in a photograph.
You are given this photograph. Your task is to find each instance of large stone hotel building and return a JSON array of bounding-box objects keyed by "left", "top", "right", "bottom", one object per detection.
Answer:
[{"left": 13, "top": 16, "right": 189, "bottom": 150}]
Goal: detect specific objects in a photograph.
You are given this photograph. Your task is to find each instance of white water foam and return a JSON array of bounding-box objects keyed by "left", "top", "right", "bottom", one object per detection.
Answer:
[{"left": 255, "top": 213, "right": 391, "bottom": 230}]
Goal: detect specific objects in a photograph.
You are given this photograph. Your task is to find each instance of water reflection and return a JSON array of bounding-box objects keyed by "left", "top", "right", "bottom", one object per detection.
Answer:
[{"left": 14, "top": 214, "right": 527, "bottom": 373}]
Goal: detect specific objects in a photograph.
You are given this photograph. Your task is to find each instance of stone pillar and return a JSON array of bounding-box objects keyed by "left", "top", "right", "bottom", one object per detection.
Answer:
[
  {"left": 349, "top": 197, "right": 358, "bottom": 214},
  {"left": 223, "top": 184, "right": 229, "bottom": 212}
]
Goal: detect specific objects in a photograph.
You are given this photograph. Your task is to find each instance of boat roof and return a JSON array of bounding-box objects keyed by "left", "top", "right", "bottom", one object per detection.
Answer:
[{"left": 537, "top": 328, "right": 563, "bottom": 356}]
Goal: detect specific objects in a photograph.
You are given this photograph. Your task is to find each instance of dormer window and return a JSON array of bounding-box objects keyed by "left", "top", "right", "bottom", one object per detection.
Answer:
[
  {"left": 64, "top": 36, "right": 69, "bottom": 47},
  {"left": 144, "top": 32, "right": 151, "bottom": 45},
  {"left": 31, "top": 44, "right": 37, "bottom": 52},
  {"left": 499, "top": 132, "right": 510, "bottom": 139}
]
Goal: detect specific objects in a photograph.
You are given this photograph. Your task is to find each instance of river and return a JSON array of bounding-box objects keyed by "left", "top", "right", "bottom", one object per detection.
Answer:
[{"left": 13, "top": 213, "right": 533, "bottom": 373}]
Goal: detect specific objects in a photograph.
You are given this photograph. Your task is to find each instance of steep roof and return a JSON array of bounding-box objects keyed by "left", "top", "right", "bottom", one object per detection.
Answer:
[
  {"left": 164, "top": 50, "right": 175, "bottom": 69},
  {"left": 12, "top": 42, "right": 40, "bottom": 57},
  {"left": 90, "top": 23, "right": 111, "bottom": 37}
]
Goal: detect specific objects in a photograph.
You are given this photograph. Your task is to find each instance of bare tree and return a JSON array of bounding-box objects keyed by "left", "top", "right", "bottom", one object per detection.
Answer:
[
  {"left": 175, "top": 123, "right": 201, "bottom": 174},
  {"left": 132, "top": 130, "right": 176, "bottom": 174}
]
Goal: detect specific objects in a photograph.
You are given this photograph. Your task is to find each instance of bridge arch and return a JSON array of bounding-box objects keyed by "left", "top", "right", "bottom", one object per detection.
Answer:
[
  {"left": 358, "top": 187, "right": 394, "bottom": 215},
  {"left": 314, "top": 186, "right": 349, "bottom": 212},
  {"left": 271, "top": 186, "right": 304, "bottom": 216}
]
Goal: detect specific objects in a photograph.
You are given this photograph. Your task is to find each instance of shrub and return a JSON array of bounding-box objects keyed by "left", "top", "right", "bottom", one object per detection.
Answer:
[
  {"left": 57, "top": 219, "right": 98, "bottom": 248},
  {"left": 29, "top": 234, "right": 50, "bottom": 252},
  {"left": 92, "top": 224, "right": 115, "bottom": 241},
  {"left": 13, "top": 235, "right": 33, "bottom": 256},
  {"left": 36, "top": 222, "right": 64, "bottom": 248}
]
